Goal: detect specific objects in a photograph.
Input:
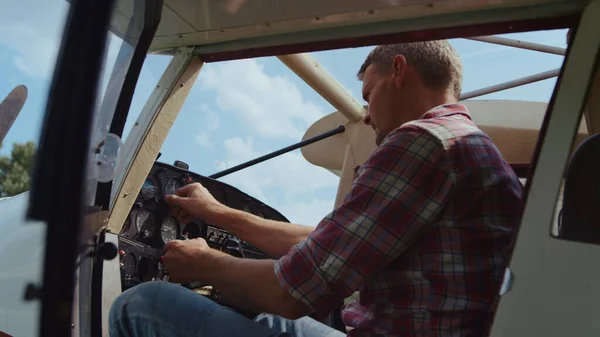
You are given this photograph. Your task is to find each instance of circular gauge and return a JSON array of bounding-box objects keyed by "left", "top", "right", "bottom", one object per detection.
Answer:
[
  {"left": 165, "top": 178, "right": 182, "bottom": 196},
  {"left": 136, "top": 209, "right": 155, "bottom": 238},
  {"left": 160, "top": 217, "right": 179, "bottom": 244},
  {"left": 141, "top": 177, "right": 158, "bottom": 200},
  {"left": 183, "top": 223, "right": 201, "bottom": 239}
]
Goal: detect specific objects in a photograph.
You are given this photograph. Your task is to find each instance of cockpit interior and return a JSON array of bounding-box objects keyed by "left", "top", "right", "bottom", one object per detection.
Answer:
[
  {"left": 1, "top": 0, "right": 599, "bottom": 337},
  {"left": 116, "top": 160, "right": 286, "bottom": 313}
]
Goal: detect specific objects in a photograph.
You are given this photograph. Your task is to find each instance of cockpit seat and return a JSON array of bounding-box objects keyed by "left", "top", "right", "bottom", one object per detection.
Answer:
[{"left": 558, "top": 133, "right": 600, "bottom": 244}]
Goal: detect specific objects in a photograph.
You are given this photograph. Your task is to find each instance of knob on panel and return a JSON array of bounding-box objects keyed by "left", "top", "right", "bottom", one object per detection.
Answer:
[{"left": 174, "top": 160, "right": 189, "bottom": 170}]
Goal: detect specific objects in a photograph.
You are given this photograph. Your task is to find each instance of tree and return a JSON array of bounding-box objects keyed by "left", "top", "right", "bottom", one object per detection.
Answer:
[{"left": 0, "top": 141, "right": 36, "bottom": 197}]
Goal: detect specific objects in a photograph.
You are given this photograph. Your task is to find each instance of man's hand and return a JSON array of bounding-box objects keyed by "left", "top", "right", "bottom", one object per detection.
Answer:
[
  {"left": 162, "top": 238, "right": 216, "bottom": 284},
  {"left": 164, "top": 182, "right": 226, "bottom": 224},
  {"left": 163, "top": 238, "right": 311, "bottom": 319},
  {"left": 165, "top": 181, "right": 315, "bottom": 259}
]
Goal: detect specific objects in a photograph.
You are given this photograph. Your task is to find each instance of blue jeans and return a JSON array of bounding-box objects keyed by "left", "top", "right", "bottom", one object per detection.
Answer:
[{"left": 109, "top": 281, "right": 346, "bottom": 337}]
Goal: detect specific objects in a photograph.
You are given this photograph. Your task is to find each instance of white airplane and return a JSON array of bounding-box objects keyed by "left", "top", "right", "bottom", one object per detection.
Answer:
[{"left": 0, "top": 0, "right": 599, "bottom": 336}]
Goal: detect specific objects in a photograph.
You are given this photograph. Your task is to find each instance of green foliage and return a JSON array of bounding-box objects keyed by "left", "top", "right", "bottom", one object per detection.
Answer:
[{"left": 0, "top": 141, "right": 36, "bottom": 197}]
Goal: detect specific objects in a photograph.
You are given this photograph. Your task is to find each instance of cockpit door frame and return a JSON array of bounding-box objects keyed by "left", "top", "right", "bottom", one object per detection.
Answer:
[
  {"left": 94, "top": 0, "right": 164, "bottom": 212},
  {"left": 26, "top": 1, "right": 116, "bottom": 336},
  {"left": 488, "top": 0, "right": 600, "bottom": 335}
]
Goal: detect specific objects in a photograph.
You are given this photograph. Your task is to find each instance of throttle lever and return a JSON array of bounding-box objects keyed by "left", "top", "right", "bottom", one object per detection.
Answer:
[
  {"left": 160, "top": 232, "right": 190, "bottom": 264},
  {"left": 224, "top": 237, "right": 245, "bottom": 258},
  {"left": 167, "top": 232, "right": 204, "bottom": 289}
]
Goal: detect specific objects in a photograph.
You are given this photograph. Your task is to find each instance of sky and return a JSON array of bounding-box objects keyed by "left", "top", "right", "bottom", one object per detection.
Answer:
[{"left": 0, "top": 0, "right": 569, "bottom": 226}]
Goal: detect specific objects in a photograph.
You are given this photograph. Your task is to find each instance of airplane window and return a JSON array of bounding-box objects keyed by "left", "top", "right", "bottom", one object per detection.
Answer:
[
  {"left": 552, "top": 66, "right": 600, "bottom": 244},
  {"left": 158, "top": 56, "right": 341, "bottom": 226},
  {"left": 117, "top": 53, "right": 172, "bottom": 142}
]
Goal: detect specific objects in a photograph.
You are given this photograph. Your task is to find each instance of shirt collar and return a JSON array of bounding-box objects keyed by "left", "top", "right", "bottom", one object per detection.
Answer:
[{"left": 418, "top": 103, "right": 471, "bottom": 120}]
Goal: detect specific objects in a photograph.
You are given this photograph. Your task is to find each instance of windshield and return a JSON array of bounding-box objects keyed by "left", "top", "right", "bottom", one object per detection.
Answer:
[{"left": 154, "top": 29, "right": 568, "bottom": 227}]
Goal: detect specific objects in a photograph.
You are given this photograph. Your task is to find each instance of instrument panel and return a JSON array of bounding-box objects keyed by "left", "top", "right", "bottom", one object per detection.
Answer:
[{"left": 117, "top": 160, "right": 289, "bottom": 299}]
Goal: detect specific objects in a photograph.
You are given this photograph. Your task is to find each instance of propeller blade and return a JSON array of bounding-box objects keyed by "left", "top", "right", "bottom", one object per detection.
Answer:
[{"left": 0, "top": 85, "right": 28, "bottom": 144}]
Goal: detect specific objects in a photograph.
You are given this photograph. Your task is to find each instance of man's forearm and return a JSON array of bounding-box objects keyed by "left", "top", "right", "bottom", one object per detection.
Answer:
[
  {"left": 212, "top": 206, "right": 315, "bottom": 258},
  {"left": 203, "top": 251, "right": 310, "bottom": 319}
]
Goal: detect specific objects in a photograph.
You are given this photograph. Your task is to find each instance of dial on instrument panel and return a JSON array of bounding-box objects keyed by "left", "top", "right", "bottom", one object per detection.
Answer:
[
  {"left": 165, "top": 178, "right": 182, "bottom": 196},
  {"left": 160, "top": 217, "right": 179, "bottom": 244},
  {"left": 141, "top": 177, "right": 158, "bottom": 200},
  {"left": 183, "top": 223, "right": 201, "bottom": 239},
  {"left": 136, "top": 209, "right": 155, "bottom": 238}
]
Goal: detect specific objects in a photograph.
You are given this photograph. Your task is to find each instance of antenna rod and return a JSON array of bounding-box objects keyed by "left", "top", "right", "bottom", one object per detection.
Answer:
[
  {"left": 460, "top": 68, "right": 560, "bottom": 100},
  {"left": 465, "top": 36, "right": 566, "bottom": 55},
  {"left": 209, "top": 125, "right": 346, "bottom": 179}
]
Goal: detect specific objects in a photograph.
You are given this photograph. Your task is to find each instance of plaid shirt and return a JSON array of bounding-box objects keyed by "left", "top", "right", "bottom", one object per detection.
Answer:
[{"left": 274, "top": 104, "right": 523, "bottom": 336}]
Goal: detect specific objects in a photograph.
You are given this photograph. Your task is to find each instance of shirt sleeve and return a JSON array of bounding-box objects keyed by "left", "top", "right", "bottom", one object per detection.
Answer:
[{"left": 274, "top": 126, "right": 455, "bottom": 318}]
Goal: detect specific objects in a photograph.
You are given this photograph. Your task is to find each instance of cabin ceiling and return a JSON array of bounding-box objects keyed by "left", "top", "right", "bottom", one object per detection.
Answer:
[{"left": 109, "top": 0, "right": 589, "bottom": 53}]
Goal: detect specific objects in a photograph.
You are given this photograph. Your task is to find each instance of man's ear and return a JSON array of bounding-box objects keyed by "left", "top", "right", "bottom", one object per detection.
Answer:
[{"left": 391, "top": 55, "right": 407, "bottom": 88}]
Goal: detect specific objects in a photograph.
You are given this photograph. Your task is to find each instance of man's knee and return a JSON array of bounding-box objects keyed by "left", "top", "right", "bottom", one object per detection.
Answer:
[
  {"left": 110, "top": 282, "right": 164, "bottom": 326},
  {"left": 109, "top": 282, "right": 216, "bottom": 327}
]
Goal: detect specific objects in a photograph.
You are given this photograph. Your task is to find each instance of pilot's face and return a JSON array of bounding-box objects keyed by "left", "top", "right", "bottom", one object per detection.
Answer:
[{"left": 361, "top": 64, "right": 396, "bottom": 146}]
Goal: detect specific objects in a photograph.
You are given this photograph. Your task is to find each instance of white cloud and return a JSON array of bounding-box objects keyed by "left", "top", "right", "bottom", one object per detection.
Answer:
[
  {"left": 199, "top": 104, "right": 220, "bottom": 131},
  {"left": 277, "top": 198, "right": 336, "bottom": 228},
  {"left": 218, "top": 137, "right": 338, "bottom": 225},
  {"left": 198, "top": 59, "right": 327, "bottom": 140},
  {"left": 196, "top": 133, "right": 213, "bottom": 150},
  {"left": 0, "top": 0, "right": 67, "bottom": 78},
  {"left": 221, "top": 137, "right": 337, "bottom": 197},
  {"left": 0, "top": 0, "right": 122, "bottom": 80},
  {"left": 193, "top": 104, "right": 220, "bottom": 149},
  {"left": 194, "top": 57, "right": 341, "bottom": 225}
]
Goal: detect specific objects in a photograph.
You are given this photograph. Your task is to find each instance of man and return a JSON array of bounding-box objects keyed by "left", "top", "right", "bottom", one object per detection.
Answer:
[{"left": 109, "top": 41, "right": 523, "bottom": 337}]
